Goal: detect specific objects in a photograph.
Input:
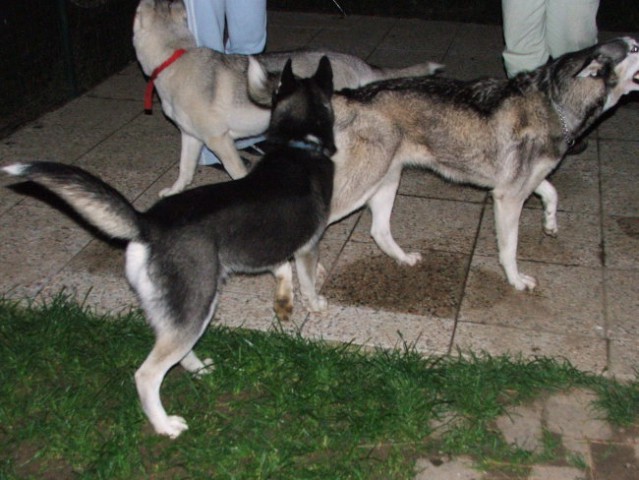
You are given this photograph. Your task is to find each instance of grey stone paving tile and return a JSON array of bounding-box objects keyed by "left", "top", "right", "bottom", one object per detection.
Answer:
[
  {"left": 527, "top": 465, "right": 585, "bottom": 480},
  {"left": 545, "top": 389, "right": 613, "bottom": 442},
  {"left": 38, "top": 239, "right": 136, "bottom": 314},
  {"left": 603, "top": 214, "right": 639, "bottom": 270},
  {"left": 598, "top": 103, "right": 639, "bottom": 141},
  {"left": 351, "top": 196, "right": 483, "bottom": 256},
  {"left": 608, "top": 336, "right": 639, "bottom": 380},
  {"left": 266, "top": 26, "right": 320, "bottom": 51},
  {"left": 591, "top": 441, "right": 639, "bottom": 480},
  {"left": 496, "top": 401, "right": 544, "bottom": 453},
  {"left": 452, "top": 319, "right": 608, "bottom": 373},
  {"left": 446, "top": 22, "right": 505, "bottom": 56},
  {"left": 440, "top": 51, "right": 506, "bottom": 80},
  {"left": 267, "top": 10, "right": 358, "bottom": 30},
  {"left": 322, "top": 241, "right": 468, "bottom": 319},
  {"left": 459, "top": 255, "right": 605, "bottom": 338},
  {"left": 600, "top": 140, "right": 639, "bottom": 217},
  {"left": 0, "top": 197, "right": 95, "bottom": 299},
  {"left": 605, "top": 268, "right": 639, "bottom": 339},
  {"left": 307, "top": 27, "right": 385, "bottom": 61},
  {"left": 0, "top": 95, "right": 142, "bottom": 164},
  {"left": 475, "top": 205, "right": 602, "bottom": 268},
  {"left": 303, "top": 303, "right": 455, "bottom": 356},
  {"left": 383, "top": 19, "right": 460, "bottom": 54},
  {"left": 88, "top": 62, "right": 146, "bottom": 101},
  {"left": 413, "top": 456, "right": 480, "bottom": 480}
]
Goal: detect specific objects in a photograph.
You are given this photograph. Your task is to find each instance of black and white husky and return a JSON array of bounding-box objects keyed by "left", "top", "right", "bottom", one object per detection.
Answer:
[{"left": 3, "top": 57, "right": 336, "bottom": 438}]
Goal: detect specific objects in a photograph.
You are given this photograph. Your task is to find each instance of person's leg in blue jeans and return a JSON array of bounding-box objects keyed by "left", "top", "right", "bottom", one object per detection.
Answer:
[{"left": 183, "top": 0, "right": 267, "bottom": 166}]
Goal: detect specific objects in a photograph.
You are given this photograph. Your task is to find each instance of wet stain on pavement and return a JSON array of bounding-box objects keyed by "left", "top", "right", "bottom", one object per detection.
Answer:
[
  {"left": 462, "top": 267, "right": 513, "bottom": 310},
  {"left": 617, "top": 216, "right": 639, "bottom": 239},
  {"left": 79, "top": 242, "right": 124, "bottom": 275},
  {"left": 463, "top": 265, "right": 550, "bottom": 319},
  {"left": 322, "top": 251, "right": 467, "bottom": 317},
  {"left": 591, "top": 442, "right": 639, "bottom": 480}
]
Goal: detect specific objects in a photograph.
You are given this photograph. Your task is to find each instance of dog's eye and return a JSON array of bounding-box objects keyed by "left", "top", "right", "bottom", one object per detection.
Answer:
[{"left": 631, "top": 45, "right": 639, "bottom": 54}]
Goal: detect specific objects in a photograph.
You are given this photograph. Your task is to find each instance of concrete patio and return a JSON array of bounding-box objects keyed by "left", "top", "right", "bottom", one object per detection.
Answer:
[
  {"left": 1, "top": 10, "right": 638, "bottom": 378},
  {"left": 1, "top": 10, "right": 639, "bottom": 479}
]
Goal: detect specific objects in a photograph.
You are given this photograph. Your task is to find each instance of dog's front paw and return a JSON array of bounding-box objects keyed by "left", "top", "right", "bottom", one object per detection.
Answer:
[
  {"left": 274, "top": 295, "right": 294, "bottom": 322},
  {"left": 307, "top": 295, "right": 328, "bottom": 313},
  {"left": 159, "top": 183, "right": 186, "bottom": 198},
  {"left": 543, "top": 224, "right": 558, "bottom": 237},
  {"left": 400, "top": 252, "right": 422, "bottom": 266},
  {"left": 195, "top": 358, "right": 215, "bottom": 377},
  {"left": 155, "top": 415, "right": 189, "bottom": 439},
  {"left": 511, "top": 273, "right": 537, "bottom": 291}
]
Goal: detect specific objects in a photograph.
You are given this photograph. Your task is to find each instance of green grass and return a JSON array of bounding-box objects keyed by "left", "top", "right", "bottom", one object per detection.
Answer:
[{"left": 1, "top": 295, "right": 637, "bottom": 479}]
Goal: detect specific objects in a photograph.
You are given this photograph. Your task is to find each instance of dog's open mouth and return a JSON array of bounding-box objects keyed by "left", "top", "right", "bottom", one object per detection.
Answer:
[{"left": 634, "top": 70, "right": 639, "bottom": 83}]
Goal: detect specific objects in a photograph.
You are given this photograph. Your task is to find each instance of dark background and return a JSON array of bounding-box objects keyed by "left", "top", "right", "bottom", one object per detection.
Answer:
[{"left": 1, "top": 0, "right": 636, "bottom": 139}]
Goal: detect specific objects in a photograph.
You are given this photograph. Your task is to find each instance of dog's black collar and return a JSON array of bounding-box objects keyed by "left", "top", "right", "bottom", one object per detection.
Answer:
[
  {"left": 288, "top": 139, "right": 332, "bottom": 157},
  {"left": 551, "top": 101, "right": 575, "bottom": 148}
]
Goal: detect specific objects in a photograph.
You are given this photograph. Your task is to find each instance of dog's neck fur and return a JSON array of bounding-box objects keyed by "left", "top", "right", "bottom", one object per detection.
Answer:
[
  {"left": 550, "top": 100, "right": 576, "bottom": 147},
  {"left": 517, "top": 59, "right": 605, "bottom": 149},
  {"left": 133, "top": 9, "right": 196, "bottom": 76}
]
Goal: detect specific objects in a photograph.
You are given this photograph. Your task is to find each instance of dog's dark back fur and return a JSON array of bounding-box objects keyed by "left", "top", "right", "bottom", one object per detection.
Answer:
[
  {"left": 3, "top": 56, "right": 337, "bottom": 437},
  {"left": 341, "top": 38, "right": 634, "bottom": 138}
]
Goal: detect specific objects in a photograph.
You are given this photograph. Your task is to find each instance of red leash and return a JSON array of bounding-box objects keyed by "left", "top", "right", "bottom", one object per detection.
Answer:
[{"left": 144, "top": 49, "right": 187, "bottom": 112}]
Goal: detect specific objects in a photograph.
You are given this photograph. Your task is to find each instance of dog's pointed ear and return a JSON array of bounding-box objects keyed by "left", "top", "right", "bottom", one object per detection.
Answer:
[
  {"left": 576, "top": 57, "right": 606, "bottom": 78},
  {"left": 314, "top": 56, "right": 334, "bottom": 96},
  {"left": 277, "top": 58, "right": 297, "bottom": 98}
]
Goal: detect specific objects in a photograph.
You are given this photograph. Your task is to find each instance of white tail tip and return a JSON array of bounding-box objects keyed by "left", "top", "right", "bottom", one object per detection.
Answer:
[{"left": 2, "top": 163, "right": 29, "bottom": 176}]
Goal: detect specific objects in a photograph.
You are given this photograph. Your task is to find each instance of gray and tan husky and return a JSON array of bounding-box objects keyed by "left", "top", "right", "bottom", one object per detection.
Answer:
[
  {"left": 3, "top": 57, "right": 336, "bottom": 438},
  {"left": 252, "top": 37, "right": 639, "bottom": 302},
  {"left": 133, "top": 0, "right": 441, "bottom": 196}
]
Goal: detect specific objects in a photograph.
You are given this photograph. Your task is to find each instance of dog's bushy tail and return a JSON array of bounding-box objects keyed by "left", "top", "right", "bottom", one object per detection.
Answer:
[
  {"left": 3, "top": 162, "right": 141, "bottom": 241},
  {"left": 371, "top": 61, "right": 444, "bottom": 81}
]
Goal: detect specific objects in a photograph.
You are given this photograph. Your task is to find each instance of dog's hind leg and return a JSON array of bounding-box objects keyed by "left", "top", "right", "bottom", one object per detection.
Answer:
[
  {"left": 273, "top": 262, "right": 294, "bottom": 321},
  {"left": 206, "top": 133, "right": 250, "bottom": 180},
  {"left": 493, "top": 193, "right": 537, "bottom": 291},
  {"left": 135, "top": 331, "right": 201, "bottom": 438},
  {"left": 135, "top": 292, "right": 218, "bottom": 438},
  {"left": 180, "top": 351, "right": 215, "bottom": 376},
  {"left": 368, "top": 171, "right": 422, "bottom": 265},
  {"left": 295, "top": 242, "right": 327, "bottom": 313},
  {"left": 160, "top": 131, "right": 203, "bottom": 197},
  {"left": 534, "top": 180, "right": 558, "bottom": 237}
]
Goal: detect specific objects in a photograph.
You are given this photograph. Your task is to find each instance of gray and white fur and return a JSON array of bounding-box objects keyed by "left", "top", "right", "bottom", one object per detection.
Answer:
[
  {"left": 132, "top": 0, "right": 441, "bottom": 196},
  {"left": 3, "top": 57, "right": 337, "bottom": 438}
]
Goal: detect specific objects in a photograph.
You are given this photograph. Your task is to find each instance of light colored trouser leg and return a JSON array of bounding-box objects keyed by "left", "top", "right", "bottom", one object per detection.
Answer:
[
  {"left": 184, "top": 0, "right": 267, "bottom": 164},
  {"left": 502, "top": 0, "right": 548, "bottom": 77},
  {"left": 224, "top": 0, "right": 267, "bottom": 54},
  {"left": 184, "top": 0, "right": 225, "bottom": 50},
  {"left": 546, "top": 0, "right": 599, "bottom": 58}
]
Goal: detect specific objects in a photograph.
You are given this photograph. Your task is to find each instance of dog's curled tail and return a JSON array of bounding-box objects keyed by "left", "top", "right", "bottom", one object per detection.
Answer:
[
  {"left": 373, "top": 61, "right": 444, "bottom": 81},
  {"left": 3, "top": 162, "right": 141, "bottom": 241}
]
